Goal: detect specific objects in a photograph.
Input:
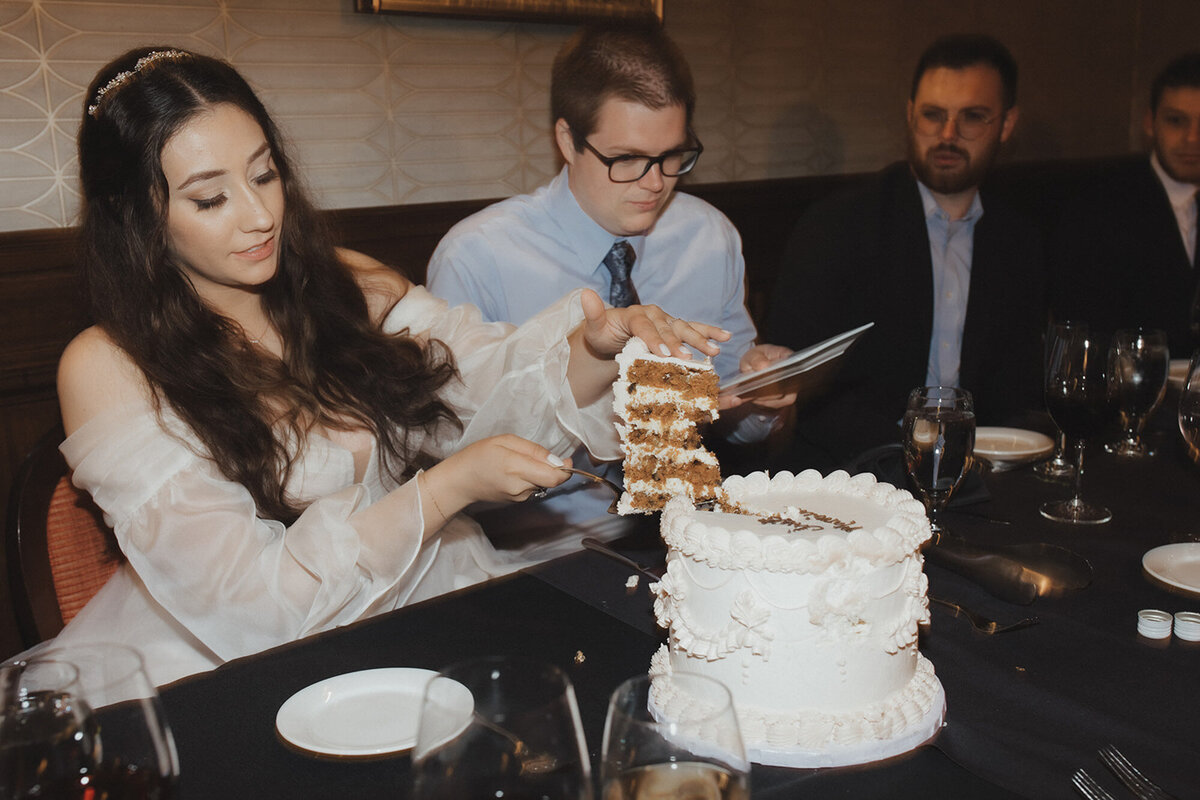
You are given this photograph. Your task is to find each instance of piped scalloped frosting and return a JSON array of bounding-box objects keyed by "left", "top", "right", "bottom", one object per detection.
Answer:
[
  {"left": 660, "top": 469, "right": 931, "bottom": 572},
  {"left": 650, "top": 645, "right": 942, "bottom": 750}
]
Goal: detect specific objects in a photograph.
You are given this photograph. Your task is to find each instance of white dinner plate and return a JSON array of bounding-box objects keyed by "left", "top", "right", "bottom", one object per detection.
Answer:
[
  {"left": 275, "top": 668, "right": 471, "bottom": 758},
  {"left": 1142, "top": 543, "right": 1200, "bottom": 597},
  {"left": 1169, "top": 358, "right": 1190, "bottom": 389},
  {"left": 973, "top": 427, "right": 1055, "bottom": 468}
]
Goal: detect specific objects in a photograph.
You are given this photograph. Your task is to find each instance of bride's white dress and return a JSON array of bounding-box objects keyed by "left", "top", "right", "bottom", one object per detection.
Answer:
[{"left": 38, "top": 287, "right": 620, "bottom": 689}]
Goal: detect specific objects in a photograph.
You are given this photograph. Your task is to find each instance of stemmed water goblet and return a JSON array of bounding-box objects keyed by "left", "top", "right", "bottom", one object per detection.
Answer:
[
  {"left": 1040, "top": 326, "right": 1114, "bottom": 524},
  {"left": 901, "top": 386, "right": 976, "bottom": 536},
  {"left": 600, "top": 672, "right": 749, "bottom": 800},
  {"left": 1178, "top": 351, "right": 1200, "bottom": 462},
  {"left": 1104, "top": 327, "right": 1169, "bottom": 457},
  {"left": 1035, "top": 321, "right": 1084, "bottom": 480},
  {"left": 412, "top": 657, "right": 593, "bottom": 800}
]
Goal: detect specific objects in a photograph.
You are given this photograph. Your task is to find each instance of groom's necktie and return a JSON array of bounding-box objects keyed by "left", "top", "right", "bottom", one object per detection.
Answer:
[{"left": 603, "top": 240, "right": 638, "bottom": 307}]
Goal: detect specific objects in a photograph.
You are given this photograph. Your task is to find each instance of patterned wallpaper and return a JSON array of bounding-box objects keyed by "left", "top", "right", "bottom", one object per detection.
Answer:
[{"left": 2, "top": 0, "right": 1197, "bottom": 232}]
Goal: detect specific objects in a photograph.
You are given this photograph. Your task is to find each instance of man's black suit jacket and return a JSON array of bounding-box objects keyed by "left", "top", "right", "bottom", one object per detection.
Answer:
[
  {"left": 766, "top": 161, "right": 1046, "bottom": 472},
  {"left": 1051, "top": 155, "right": 1195, "bottom": 358}
]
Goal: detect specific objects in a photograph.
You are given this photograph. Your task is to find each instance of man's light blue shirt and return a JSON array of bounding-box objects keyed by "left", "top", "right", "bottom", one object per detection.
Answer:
[
  {"left": 917, "top": 181, "right": 983, "bottom": 388},
  {"left": 427, "top": 167, "right": 765, "bottom": 536},
  {"left": 428, "top": 167, "right": 756, "bottom": 380}
]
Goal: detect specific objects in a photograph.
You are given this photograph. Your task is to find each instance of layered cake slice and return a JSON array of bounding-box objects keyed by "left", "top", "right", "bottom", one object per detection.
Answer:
[{"left": 613, "top": 337, "right": 721, "bottom": 514}]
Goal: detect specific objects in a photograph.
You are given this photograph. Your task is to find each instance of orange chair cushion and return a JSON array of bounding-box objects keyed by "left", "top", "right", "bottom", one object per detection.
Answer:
[{"left": 45, "top": 476, "right": 119, "bottom": 625}]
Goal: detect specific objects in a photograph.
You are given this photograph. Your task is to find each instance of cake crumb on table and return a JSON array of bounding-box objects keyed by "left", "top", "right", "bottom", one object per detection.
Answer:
[
  {"left": 626, "top": 575, "right": 640, "bottom": 588},
  {"left": 573, "top": 650, "right": 586, "bottom": 664}
]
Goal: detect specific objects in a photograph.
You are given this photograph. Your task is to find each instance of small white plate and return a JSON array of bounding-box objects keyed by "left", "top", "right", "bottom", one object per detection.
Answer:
[
  {"left": 276, "top": 668, "right": 471, "bottom": 758},
  {"left": 1143, "top": 543, "right": 1200, "bottom": 597},
  {"left": 1169, "top": 359, "right": 1191, "bottom": 389},
  {"left": 973, "top": 427, "right": 1055, "bottom": 467}
]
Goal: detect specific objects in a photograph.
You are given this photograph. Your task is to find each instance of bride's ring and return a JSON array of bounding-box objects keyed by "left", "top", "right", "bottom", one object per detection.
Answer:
[{"left": 530, "top": 487, "right": 548, "bottom": 499}]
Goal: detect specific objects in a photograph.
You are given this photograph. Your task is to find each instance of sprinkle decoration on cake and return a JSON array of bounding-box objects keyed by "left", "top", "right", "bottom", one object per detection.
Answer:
[
  {"left": 648, "top": 469, "right": 945, "bottom": 768},
  {"left": 612, "top": 338, "right": 721, "bottom": 514}
]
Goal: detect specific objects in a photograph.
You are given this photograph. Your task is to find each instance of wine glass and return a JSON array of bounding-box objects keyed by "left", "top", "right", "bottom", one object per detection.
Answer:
[
  {"left": 1105, "top": 328, "right": 1169, "bottom": 457},
  {"left": 1035, "top": 322, "right": 1083, "bottom": 480},
  {"left": 0, "top": 659, "right": 100, "bottom": 800},
  {"left": 412, "top": 657, "right": 593, "bottom": 800},
  {"left": 1040, "top": 327, "right": 1114, "bottom": 524},
  {"left": 901, "top": 386, "right": 976, "bottom": 536},
  {"left": 34, "top": 643, "right": 180, "bottom": 800},
  {"left": 600, "top": 672, "right": 749, "bottom": 800},
  {"left": 1179, "top": 351, "right": 1200, "bottom": 462}
]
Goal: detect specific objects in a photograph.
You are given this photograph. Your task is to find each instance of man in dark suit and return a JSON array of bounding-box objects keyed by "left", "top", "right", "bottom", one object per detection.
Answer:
[
  {"left": 1052, "top": 52, "right": 1200, "bottom": 358},
  {"left": 767, "top": 34, "right": 1045, "bottom": 472}
]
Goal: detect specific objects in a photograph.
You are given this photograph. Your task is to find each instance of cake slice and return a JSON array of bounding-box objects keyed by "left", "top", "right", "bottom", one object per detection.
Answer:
[{"left": 613, "top": 337, "right": 721, "bottom": 514}]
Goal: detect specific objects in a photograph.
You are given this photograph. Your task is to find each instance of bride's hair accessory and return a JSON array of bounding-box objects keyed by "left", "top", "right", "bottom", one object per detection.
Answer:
[{"left": 87, "top": 49, "right": 190, "bottom": 118}]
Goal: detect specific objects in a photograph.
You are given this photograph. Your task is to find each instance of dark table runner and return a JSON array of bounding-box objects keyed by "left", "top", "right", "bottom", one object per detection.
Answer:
[{"left": 153, "top": 430, "right": 1200, "bottom": 799}]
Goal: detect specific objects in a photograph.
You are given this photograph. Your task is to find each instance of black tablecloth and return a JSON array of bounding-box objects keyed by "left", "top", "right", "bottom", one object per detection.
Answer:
[{"left": 152, "top": 431, "right": 1200, "bottom": 800}]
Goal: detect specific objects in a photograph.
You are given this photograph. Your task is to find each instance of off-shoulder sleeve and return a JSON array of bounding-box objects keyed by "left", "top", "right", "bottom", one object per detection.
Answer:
[
  {"left": 61, "top": 403, "right": 431, "bottom": 663},
  {"left": 386, "top": 286, "right": 621, "bottom": 462}
]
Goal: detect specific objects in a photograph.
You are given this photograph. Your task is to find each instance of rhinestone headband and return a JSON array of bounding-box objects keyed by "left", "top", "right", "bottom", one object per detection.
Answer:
[{"left": 87, "top": 50, "right": 190, "bottom": 118}]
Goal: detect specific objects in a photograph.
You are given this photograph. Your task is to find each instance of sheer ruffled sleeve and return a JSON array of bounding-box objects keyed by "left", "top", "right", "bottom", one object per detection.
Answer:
[
  {"left": 61, "top": 403, "right": 431, "bottom": 664},
  {"left": 386, "top": 286, "right": 621, "bottom": 462}
]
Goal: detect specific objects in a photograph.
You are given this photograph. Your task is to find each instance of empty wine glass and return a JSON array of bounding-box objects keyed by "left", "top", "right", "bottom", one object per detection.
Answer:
[
  {"left": 1035, "top": 321, "right": 1083, "bottom": 480},
  {"left": 1040, "top": 327, "right": 1114, "bottom": 524},
  {"left": 601, "top": 672, "right": 749, "bottom": 800},
  {"left": 412, "top": 657, "right": 593, "bottom": 800},
  {"left": 1105, "top": 328, "right": 1169, "bottom": 457},
  {"left": 0, "top": 659, "right": 100, "bottom": 800},
  {"left": 902, "top": 386, "right": 976, "bottom": 536},
  {"left": 1179, "top": 351, "right": 1200, "bottom": 462},
  {"left": 36, "top": 643, "right": 180, "bottom": 800}
]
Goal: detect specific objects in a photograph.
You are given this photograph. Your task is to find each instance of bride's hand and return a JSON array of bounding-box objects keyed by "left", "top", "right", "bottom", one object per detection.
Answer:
[
  {"left": 578, "top": 288, "right": 729, "bottom": 361},
  {"left": 422, "top": 435, "right": 573, "bottom": 521}
]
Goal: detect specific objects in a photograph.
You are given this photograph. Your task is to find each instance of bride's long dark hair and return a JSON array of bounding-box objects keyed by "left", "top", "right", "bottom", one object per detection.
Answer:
[{"left": 78, "top": 47, "right": 459, "bottom": 523}]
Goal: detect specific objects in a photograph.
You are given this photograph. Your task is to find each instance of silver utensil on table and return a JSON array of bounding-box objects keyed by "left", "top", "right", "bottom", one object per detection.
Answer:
[
  {"left": 1073, "top": 768, "right": 1118, "bottom": 800},
  {"left": 928, "top": 596, "right": 1039, "bottom": 635},
  {"left": 1098, "top": 744, "right": 1180, "bottom": 800},
  {"left": 581, "top": 537, "right": 663, "bottom": 583}
]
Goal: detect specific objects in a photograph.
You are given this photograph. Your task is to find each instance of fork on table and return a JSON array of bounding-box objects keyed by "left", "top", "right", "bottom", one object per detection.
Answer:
[
  {"left": 1073, "top": 769, "right": 1117, "bottom": 800},
  {"left": 1097, "top": 744, "right": 1181, "bottom": 800}
]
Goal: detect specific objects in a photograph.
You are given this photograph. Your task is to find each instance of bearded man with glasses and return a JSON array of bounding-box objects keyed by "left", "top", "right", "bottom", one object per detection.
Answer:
[
  {"left": 428, "top": 24, "right": 796, "bottom": 553},
  {"left": 766, "top": 34, "right": 1045, "bottom": 473}
]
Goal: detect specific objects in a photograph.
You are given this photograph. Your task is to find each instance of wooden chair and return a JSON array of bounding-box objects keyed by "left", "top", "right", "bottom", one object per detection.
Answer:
[{"left": 5, "top": 425, "right": 120, "bottom": 649}]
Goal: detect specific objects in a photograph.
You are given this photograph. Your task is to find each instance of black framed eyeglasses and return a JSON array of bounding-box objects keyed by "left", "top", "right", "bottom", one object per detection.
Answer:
[
  {"left": 580, "top": 134, "right": 704, "bottom": 183},
  {"left": 912, "top": 107, "right": 1001, "bottom": 141}
]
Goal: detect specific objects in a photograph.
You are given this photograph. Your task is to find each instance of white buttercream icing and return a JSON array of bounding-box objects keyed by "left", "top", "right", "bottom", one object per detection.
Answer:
[{"left": 651, "top": 469, "right": 942, "bottom": 762}]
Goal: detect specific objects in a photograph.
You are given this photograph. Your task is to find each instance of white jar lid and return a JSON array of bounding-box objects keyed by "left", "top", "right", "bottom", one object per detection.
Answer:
[
  {"left": 1174, "top": 611, "right": 1200, "bottom": 641},
  {"left": 1138, "top": 609, "right": 1173, "bottom": 638}
]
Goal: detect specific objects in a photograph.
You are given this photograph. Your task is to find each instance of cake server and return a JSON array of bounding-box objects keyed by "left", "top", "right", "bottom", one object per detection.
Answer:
[
  {"left": 925, "top": 532, "right": 1092, "bottom": 605},
  {"left": 555, "top": 467, "right": 624, "bottom": 513},
  {"left": 581, "top": 537, "right": 664, "bottom": 583}
]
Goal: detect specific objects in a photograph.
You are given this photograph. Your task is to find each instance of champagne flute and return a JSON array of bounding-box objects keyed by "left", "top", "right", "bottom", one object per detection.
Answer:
[
  {"left": 1035, "top": 322, "right": 1083, "bottom": 480},
  {"left": 0, "top": 659, "right": 100, "bottom": 800},
  {"left": 36, "top": 643, "right": 180, "bottom": 800},
  {"left": 600, "top": 672, "right": 749, "bottom": 800},
  {"left": 1178, "top": 351, "right": 1200, "bottom": 462},
  {"left": 412, "top": 657, "right": 593, "bottom": 800},
  {"left": 1040, "top": 328, "right": 1114, "bottom": 524},
  {"left": 901, "top": 386, "right": 976, "bottom": 536},
  {"left": 1105, "top": 328, "right": 1169, "bottom": 457}
]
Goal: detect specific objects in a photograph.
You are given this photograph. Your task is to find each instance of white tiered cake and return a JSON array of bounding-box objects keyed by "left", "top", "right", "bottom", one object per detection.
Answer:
[{"left": 649, "top": 469, "right": 945, "bottom": 767}]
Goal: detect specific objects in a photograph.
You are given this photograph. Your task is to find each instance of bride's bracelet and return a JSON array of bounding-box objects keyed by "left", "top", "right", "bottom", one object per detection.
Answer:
[{"left": 419, "top": 471, "right": 449, "bottom": 524}]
